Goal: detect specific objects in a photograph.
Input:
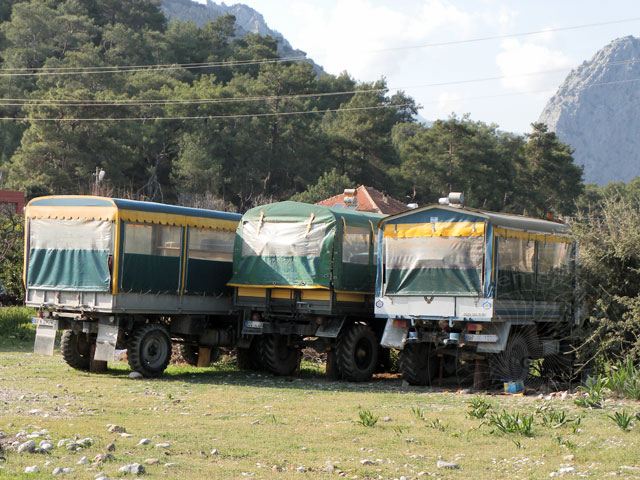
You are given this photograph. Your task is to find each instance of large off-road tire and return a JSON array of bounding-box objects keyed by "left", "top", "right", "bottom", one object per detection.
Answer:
[
  {"left": 489, "top": 331, "right": 532, "bottom": 383},
  {"left": 174, "top": 344, "right": 220, "bottom": 367},
  {"left": 127, "top": 323, "right": 171, "bottom": 377},
  {"left": 261, "top": 334, "right": 300, "bottom": 376},
  {"left": 398, "top": 343, "right": 437, "bottom": 386},
  {"left": 236, "top": 337, "right": 264, "bottom": 371},
  {"left": 337, "top": 323, "right": 379, "bottom": 382},
  {"left": 60, "top": 330, "right": 91, "bottom": 371}
]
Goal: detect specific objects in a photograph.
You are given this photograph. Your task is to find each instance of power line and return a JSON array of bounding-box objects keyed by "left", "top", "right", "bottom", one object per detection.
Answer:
[
  {"left": 0, "top": 56, "right": 311, "bottom": 77},
  {"left": 372, "top": 17, "right": 640, "bottom": 52},
  {"left": 0, "top": 16, "right": 637, "bottom": 77},
  {"left": 0, "top": 67, "right": 633, "bottom": 123},
  {"left": 2, "top": 56, "right": 639, "bottom": 108},
  {"left": 0, "top": 87, "right": 387, "bottom": 107},
  {"left": 0, "top": 103, "right": 414, "bottom": 122},
  {"left": 0, "top": 56, "right": 308, "bottom": 72}
]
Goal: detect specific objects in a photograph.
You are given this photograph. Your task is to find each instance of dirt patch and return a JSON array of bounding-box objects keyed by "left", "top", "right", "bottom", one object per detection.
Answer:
[
  {"left": 0, "top": 387, "right": 27, "bottom": 403},
  {"left": 0, "top": 434, "right": 19, "bottom": 451}
]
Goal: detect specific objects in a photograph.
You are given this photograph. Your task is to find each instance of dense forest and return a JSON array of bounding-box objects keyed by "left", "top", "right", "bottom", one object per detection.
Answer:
[{"left": 0, "top": 0, "right": 584, "bottom": 215}]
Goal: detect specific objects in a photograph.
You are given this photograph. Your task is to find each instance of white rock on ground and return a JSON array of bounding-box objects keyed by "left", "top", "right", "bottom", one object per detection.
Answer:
[
  {"left": 118, "top": 463, "right": 145, "bottom": 475},
  {"left": 24, "top": 466, "right": 39, "bottom": 473},
  {"left": 137, "top": 438, "right": 151, "bottom": 446},
  {"left": 558, "top": 467, "right": 576, "bottom": 474},
  {"left": 39, "top": 440, "right": 54, "bottom": 451},
  {"left": 437, "top": 460, "right": 459, "bottom": 469},
  {"left": 17, "top": 440, "right": 36, "bottom": 453}
]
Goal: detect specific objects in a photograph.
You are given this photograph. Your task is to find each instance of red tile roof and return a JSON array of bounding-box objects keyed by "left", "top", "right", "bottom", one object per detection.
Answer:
[
  {"left": 316, "top": 186, "right": 408, "bottom": 215},
  {"left": 0, "top": 190, "right": 24, "bottom": 214}
]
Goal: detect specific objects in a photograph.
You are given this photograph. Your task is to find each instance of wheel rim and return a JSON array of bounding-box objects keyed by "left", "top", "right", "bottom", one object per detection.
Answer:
[
  {"left": 143, "top": 332, "right": 169, "bottom": 369},
  {"left": 354, "top": 337, "right": 373, "bottom": 370}
]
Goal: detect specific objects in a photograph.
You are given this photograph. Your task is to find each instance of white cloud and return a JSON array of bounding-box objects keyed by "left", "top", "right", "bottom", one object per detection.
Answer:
[
  {"left": 496, "top": 38, "right": 572, "bottom": 92},
  {"left": 284, "top": 0, "right": 476, "bottom": 82},
  {"left": 481, "top": 5, "right": 516, "bottom": 29},
  {"left": 432, "top": 91, "right": 464, "bottom": 119},
  {"left": 412, "top": 0, "right": 474, "bottom": 37}
]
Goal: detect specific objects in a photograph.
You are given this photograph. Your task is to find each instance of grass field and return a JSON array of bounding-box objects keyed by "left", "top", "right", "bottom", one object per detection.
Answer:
[{"left": 0, "top": 338, "right": 639, "bottom": 479}]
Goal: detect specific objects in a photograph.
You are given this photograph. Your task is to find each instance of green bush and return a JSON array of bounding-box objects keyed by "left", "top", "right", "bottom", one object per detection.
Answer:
[
  {"left": 0, "top": 213, "right": 25, "bottom": 302},
  {"left": 0, "top": 306, "right": 36, "bottom": 339},
  {"left": 572, "top": 198, "right": 640, "bottom": 365}
]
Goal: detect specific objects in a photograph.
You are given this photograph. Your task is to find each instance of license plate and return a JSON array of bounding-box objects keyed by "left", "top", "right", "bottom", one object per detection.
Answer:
[
  {"left": 465, "top": 334, "right": 498, "bottom": 343},
  {"left": 245, "top": 320, "right": 263, "bottom": 329},
  {"left": 32, "top": 317, "right": 56, "bottom": 327}
]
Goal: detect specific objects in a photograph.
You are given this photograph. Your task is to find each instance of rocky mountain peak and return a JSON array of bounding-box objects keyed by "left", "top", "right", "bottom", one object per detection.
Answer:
[
  {"left": 539, "top": 36, "right": 640, "bottom": 185},
  {"left": 161, "top": 0, "right": 322, "bottom": 72}
]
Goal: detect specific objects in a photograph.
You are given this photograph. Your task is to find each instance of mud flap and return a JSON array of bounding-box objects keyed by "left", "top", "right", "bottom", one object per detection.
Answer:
[
  {"left": 476, "top": 322, "right": 510, "bottom": 353},
  {"left": 34, "top": 319, "right": 58, "bottom": 355},
  {"left": 94, "top": 320, "right": 118, "bottom": 362},
  {"left": 315, "top": 318, "right": 344, "bottom": 338},
  {"left": 380, "top": 319, "right": 409, "bottom": 349}
]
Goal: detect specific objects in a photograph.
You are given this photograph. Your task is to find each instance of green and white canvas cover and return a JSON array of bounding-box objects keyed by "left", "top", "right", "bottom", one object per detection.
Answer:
[
  {"left": 378, "top": 204, "right": 573, "bottom": 300},
  {"left": 229, "top": 201, "right": 384, "bottom": 293},
  {"left": 25, "top": 196, "right": 241, "bottom": 296},
  {"left": 380, "top": 207, "right": 487, "bottom": 296},
  {"left": 28, "top": 217, "right": 113, "bottom": 292}
]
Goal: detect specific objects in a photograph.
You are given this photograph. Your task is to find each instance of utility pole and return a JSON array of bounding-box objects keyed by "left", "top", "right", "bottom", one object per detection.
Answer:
[
  {"left": 447, "top": 124, "right": 454, "bottom": 193},
  {"left": 93, "top": 166, "right": 105, "bottom": 196}
]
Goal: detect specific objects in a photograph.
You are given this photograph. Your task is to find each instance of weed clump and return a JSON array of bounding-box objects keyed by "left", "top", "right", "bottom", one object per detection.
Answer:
[
  {"left": 467, "top": 396, "right": 493, "bottom": 419},
  {"left": 357, "top": 408, "right": 378, "bottom": 427},
  {"left": 485, "top": 410, "right": 534, "bottom": 437},
  {"left": 608, "top": 410, "right": 634, "bottom": 431},
  {"left": 575, "top": 375, "right": 607, "bottom": 408}
]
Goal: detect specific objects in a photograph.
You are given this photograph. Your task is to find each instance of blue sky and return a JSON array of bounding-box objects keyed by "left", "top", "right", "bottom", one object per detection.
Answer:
[{"left": 198, "top": 1, "right": 640, "bottom": 133}]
